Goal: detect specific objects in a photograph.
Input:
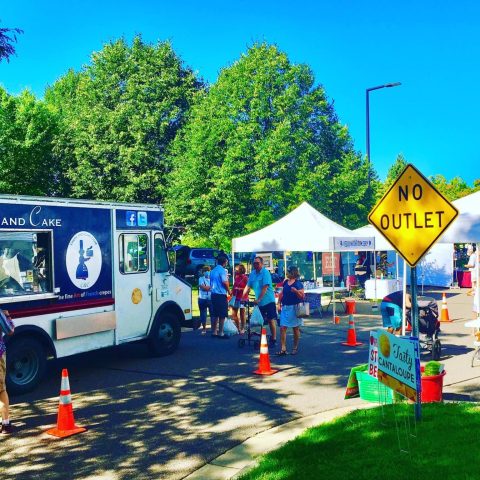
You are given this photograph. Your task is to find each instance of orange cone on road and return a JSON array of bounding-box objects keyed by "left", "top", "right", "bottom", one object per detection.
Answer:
[
  {"left": 440, "top": 292, "right": 452, "bottom": 322},
  {"left": 254, "top": 328, "right": 278, "bottom": 376},
  {"left": 341, "top": 314, "right": 363, "bottom": 346},
  {"left": 46, "top": 369, "right": 86, "bottom": 438}
]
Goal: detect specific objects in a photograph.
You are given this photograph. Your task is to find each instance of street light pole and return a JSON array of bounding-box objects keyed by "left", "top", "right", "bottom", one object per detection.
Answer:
[{"left": 366, "top": 82, "right": 401, "bottom": 188}]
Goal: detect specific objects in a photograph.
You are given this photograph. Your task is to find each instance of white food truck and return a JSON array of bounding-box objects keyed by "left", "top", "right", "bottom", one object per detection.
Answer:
[{"left": 0, "top": 195, "right": 192, "bottom": 394}]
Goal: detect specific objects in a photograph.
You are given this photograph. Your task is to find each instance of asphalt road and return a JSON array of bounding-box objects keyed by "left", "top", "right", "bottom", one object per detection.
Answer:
[{"left": 2, "top": 288, "right": 479, "bottom": 480}]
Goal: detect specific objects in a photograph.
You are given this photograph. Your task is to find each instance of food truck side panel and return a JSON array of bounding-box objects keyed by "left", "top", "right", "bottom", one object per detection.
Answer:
[
  {"left": 0, "top": 201, "right": 115, "bottom": 350},
  {"left": 0, "top": 199, "right": 188, "bottom": 394}
]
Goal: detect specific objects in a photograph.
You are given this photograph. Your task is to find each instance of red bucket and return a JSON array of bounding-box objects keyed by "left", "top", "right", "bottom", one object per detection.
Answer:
[
  {"left": 345, "top": 299, "right": 356, "bottom": 315},
  {"left": 420, "top": 367, "right": 446, "bottom": 403}
]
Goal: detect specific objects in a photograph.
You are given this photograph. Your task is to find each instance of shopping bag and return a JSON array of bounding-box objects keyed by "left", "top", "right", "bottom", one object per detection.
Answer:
[
  {"left": 223, "top": 318, "right": 238, "bottom": 336},
  {"left": 250, "top": 306, "right": 264, "bottom": 326},
  {"left": 295, "top": 302, "right": 310, "bottom": 318},
  {"left": 0, "top": 310, "right": 14, "bottom": 335}
]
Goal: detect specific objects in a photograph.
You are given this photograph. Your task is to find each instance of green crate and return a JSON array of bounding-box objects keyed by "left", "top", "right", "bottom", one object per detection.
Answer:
[{"left": 355, "top": 370, "right": 394, "bottom": 404}]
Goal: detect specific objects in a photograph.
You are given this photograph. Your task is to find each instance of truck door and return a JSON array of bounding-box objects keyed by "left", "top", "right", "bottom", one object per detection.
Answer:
[
  {"left": 115, "top": 232, "right": 152, "bottom": 340},
  {"left": 152, "top": 233, "right": 191, "bottom": 318}
]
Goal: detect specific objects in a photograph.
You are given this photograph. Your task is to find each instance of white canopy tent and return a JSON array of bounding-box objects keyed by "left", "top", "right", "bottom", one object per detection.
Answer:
[
  {"left": 232, "top": 202, "right": 370, "bottom": 319},
  {"left": 438, "top": 190, "right": 480, "bottom": 243},
  {"left": 439, "top": 190, "right": 480, "bottom": 316},
  {"left": 232, "top": 202, "right": 352, "bottom": 253}
]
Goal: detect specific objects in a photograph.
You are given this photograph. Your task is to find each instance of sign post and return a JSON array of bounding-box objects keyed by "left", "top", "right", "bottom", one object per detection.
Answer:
[
  {"left": 368, "top": 164, "right": 459, "bottom": 420},
  {"left": 410, "top": 266, "right": 421, "bottom": 420}
]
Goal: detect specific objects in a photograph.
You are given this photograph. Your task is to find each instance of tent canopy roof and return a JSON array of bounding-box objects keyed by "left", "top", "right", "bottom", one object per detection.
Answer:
[
  {"left": 439, "top": 190, "right": 480, "bottom": 243},
  {"left": 232, "top": 202, "right": 352, "bottom": 252}
]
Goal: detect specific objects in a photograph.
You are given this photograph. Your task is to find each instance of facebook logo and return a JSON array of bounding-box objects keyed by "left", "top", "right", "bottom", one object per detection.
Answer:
[
  {"left": 126, "top": 211, "right": 137, "bottom": 227},
  {"left": 137, "top": 211, "right": 148, "bottom": 226}
]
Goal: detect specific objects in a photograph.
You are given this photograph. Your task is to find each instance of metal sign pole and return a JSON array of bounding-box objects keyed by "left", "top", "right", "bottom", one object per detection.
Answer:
[{"left": 410, "top": 265, "right": 421, "bottom": 421}]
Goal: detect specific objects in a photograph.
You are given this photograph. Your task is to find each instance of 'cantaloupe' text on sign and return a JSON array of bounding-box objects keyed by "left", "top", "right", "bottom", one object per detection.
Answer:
[{"left": 368, "top": 164, "right": 458, "bottom": 267}]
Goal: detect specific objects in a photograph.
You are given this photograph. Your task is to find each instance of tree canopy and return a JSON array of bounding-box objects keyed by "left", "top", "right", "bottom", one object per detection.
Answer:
[
  {"left": 45, "top": 36, "right": 202, "bottom": 203},
  {"left": 2, "top": 36, "right": 479, "bottom": 250},
  {"left": 0, "top": 22, "right": 22, "bottom": 62},
  {"left": 0, "top": 87, "right": 60, "bottom": 195},
  {"left": 382, "top": 154, "right": 480, "bottom": 202},
  {"left": 166, "top": 43, "right": 374, "bottom": 249}
]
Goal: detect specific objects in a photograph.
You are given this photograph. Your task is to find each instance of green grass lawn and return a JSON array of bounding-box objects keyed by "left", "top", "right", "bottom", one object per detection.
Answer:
[{"left": 239, "top": 403, "right": 480, "bottom": 480}]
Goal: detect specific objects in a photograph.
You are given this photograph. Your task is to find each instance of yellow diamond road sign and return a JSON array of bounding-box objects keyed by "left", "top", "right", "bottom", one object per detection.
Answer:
[{"left": 368, "top": 164, "right": 459, "bottom": 267}]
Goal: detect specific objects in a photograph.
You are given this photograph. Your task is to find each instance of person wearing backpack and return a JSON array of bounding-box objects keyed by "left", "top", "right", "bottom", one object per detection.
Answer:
[
  {"left": 276, "top": 266, "right": 305, "bottom": 356},
  {"left": 0, "top": 309, "right": 14, "bottom": 434}
]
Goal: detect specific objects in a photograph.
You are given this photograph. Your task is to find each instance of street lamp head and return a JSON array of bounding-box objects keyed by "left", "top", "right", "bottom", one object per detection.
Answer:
[{"left": 365, "top": 81, "right": 402, "bottom": 189}]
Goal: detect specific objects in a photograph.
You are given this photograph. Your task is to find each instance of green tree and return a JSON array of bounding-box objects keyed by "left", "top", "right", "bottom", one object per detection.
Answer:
[
  {"left": 45, "top": 36, "right": 202, "bottom": 203},
  {"left": 0, "top": 87, "right": 60, "bottom": 195},
  {"left": 167, "top": 43, "right": 374, "bottom": 249},
  {"left": 0, "top": 22, "right": 22, "bottom": 62},
  {"left": 379, "top": 154, "right": 408, "bottom": 198},
  {"left": 429, "top": 174, "right": 474, "bottom": 201},
  {"left": 382, "top": 154, "right": 480, "bottom": 202}
]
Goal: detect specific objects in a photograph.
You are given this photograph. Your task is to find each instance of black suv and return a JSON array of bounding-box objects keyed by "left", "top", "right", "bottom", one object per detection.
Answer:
[{"left": 172, "top": 245, "right": 228, "bottom": 278}]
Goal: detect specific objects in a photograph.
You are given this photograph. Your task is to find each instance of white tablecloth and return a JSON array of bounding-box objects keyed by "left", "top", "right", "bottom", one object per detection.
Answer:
[{"left": 364, "top": 279, "right": 401, "bottom": 300}]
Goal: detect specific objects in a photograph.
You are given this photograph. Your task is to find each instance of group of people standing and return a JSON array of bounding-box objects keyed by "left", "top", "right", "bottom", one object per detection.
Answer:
[{"left": 197, "top": 255, "right": 305, "bottom": 355}]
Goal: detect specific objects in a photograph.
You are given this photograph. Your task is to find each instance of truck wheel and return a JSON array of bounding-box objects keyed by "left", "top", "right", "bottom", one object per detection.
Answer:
[
  {"left": 6, "top": 337, "right": 47, "bottom": 395},
  {"left": 148, "top": 312, "right": 181, "bottom": 357}
]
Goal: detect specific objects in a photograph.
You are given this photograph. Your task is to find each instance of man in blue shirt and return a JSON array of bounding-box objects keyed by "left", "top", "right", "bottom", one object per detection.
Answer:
[
  {"left": 243, "top": 256, "right": 277, "bottom": 346},
  {"left": 209, "top": 255, "right": 231, "bottom": 338}
]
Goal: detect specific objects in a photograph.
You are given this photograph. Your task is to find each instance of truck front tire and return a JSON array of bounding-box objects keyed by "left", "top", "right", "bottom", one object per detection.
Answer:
[
  {"left": 6, "top": 337, "right": 47, "bottom": 395},
  {"left": 148, "top": 312, "right": 181, "bottom": 357}
]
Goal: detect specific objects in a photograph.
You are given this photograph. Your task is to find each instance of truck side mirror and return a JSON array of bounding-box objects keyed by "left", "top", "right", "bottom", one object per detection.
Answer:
[{"left": 167, "top": 249, "right": 176, "bottom": 273}]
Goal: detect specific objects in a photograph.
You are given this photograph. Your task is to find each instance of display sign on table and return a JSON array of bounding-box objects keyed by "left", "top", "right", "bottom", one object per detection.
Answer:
[{"left": 321, "top": 252, "right": 340, "bottom": 276}]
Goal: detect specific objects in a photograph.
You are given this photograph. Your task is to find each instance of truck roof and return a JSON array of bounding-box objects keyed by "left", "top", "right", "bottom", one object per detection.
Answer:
[{"left": 0, "top": 194, "right": 163, "bottom": 211}]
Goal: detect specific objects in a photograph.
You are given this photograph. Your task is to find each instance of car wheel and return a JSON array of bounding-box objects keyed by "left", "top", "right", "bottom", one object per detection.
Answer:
[
  {"left": 148, "top": 312, "right": 181, "bottom": 357},
  {"left": 6, "top": 337, "right": 47, "bottom": 395}
]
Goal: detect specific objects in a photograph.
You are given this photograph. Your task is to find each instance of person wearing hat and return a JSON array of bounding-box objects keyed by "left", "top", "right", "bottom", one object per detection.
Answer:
[{"left": 466, "top": 245, "right": 477, "bottom": 296}]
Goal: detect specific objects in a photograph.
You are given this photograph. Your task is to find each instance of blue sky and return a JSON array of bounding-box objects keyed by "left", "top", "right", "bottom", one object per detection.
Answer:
[{"left": 1, "top": 0, "right": 479, "bottom": 184}]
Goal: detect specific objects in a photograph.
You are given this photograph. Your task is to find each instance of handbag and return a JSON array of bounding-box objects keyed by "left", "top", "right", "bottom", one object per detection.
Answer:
[
  {"left": 0, "top": 310, "right": 14, "bottom": 335},
  {"left": 249, "top": 306, "right": 264, "bottom": 326},
  {"left": 228, "top": 295, "right": 236, "bottom": 308},
  {"left": 295, "top": 302, "right": 310, "bottom": 318}
]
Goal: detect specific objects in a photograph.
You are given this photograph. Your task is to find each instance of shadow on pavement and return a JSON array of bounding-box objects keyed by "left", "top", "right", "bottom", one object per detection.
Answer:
[{"left": 2, "top": 297, "right": 478, "bottom": 479}]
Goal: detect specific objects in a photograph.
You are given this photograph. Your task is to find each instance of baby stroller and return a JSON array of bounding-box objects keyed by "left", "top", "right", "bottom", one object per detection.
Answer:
[
  {"left": 237, "top": 300, "right": 267, "bottom": 350},
  {"left": 381, "top": 298, "right": 441, "bottom": 360}
]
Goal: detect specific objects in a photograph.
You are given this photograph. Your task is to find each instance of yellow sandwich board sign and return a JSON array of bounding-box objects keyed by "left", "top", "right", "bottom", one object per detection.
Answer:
[{"left": 368, "top": 164, "right": 459, "bottom": 267}]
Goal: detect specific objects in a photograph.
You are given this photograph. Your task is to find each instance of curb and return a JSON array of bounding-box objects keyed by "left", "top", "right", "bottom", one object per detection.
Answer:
[{"left": 183, "top": 404, "right": 369, "bottom": 480}]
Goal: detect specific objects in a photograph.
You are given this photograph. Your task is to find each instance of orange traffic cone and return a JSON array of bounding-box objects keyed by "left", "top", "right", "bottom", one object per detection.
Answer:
[
  {"left": 440, "top": 292, "right": 452, "bottom": 322},
  {"left": 46, "top": 369, "right": 86, "bottom": 438},
  {"left": 334, "top": 315, "right": 340, "bottom": 325},
  {"left": 341, "top": 314, "right": 363, "bottom": 346},
  {"left": 253, "top": 328, "right": 278, "bottom": 376}
]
